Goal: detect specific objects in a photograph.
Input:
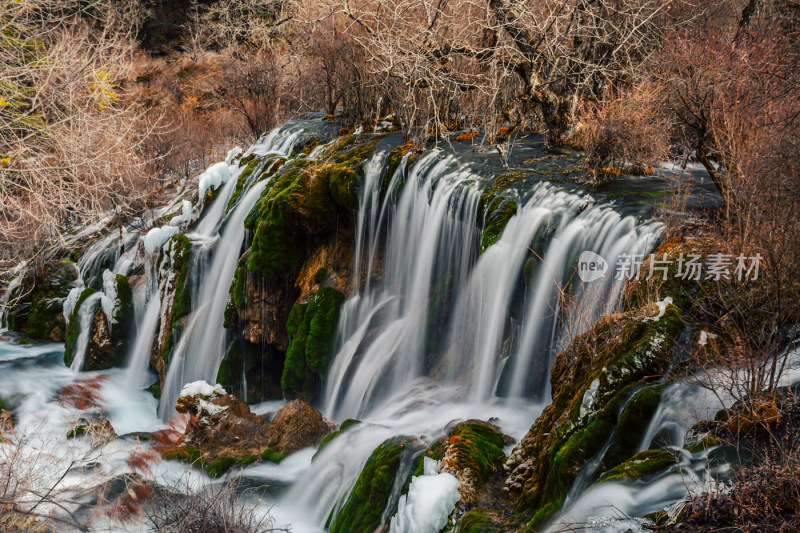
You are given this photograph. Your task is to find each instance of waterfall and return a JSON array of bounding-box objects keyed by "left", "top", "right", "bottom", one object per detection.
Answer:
[
  {"left": 326, "top": 165, "right": 661, "bottom": 420},
  {"left": 159, "top": 180, "right": 268, "bottom": 417},
  {"left": 324, "top": 150, "right": 483, "bottom": 418},
  {"left": 0, "top": 272, "right": 23, "bottom": 331},
  {"left": 70, "top": 292, "right": 103, "bottom": 372}
]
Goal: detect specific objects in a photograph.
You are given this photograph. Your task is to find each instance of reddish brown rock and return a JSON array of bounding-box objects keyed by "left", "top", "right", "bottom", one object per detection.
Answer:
[{"left": 267, "top": 399, "right": 333, "bottom": 456}]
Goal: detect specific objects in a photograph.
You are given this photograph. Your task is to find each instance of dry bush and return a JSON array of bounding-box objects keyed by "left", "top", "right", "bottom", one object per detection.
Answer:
[
  {"left": 0, "top": 0, "right": 160, "bottom": 276},
  {"left": 333, "top": 0, "right": 675, "bottom": 144},
  {"left": 143, "top": 479, "right": 288, "bottom": 533},
  {"left": 581, "top": 83, "right": 673, "bottom": 180}
]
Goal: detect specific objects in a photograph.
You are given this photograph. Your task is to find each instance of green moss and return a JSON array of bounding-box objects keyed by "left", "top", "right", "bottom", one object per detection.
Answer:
[
  {"left": 603, "top": 385, "right": 666, "bottom": 470},
  {"left": 158, "top": 235, "right": 192, "bottom": 366},
  {"left": 480, "top": 198, "right": 517, "bottom": 252},
  {"left": 261, "top": 447, "right": 284, "bottom": 463},
  {"left": 643, "top": 510, "right": 669, "bottom": 526},
  {"left": 247, "top": 138, "right": 379, "bottom": 279},
  {"left": 598, "top": 450, "right": 678, "bottom": 483},
  {"left": 281, "top": 287, "right": 345, "bottom": 400},
  {"left": 63, "top": 288, "right": 97, "bottom": 367},
  {"left": 168, "top": 235, "right": 193, "bottom": 321},
  {"left": 314, "top": 419, "right": 360, "bottom": 460},
  {"left": 165, "top": 445, "right": 257, "bottom": 477},
  {"left": 447, "top": 422, "right": 508, "bottom": 480},
  {"left": 7, "top": 260, "right": 79, "bottom": 341},
  {"left": 685, "top": 434, "right": 721, "bottom": 453},
  {"left": 457, "top": 507, "right": 502, "bottom": 532},
  {"left": 66, "top": 424, "right": 88, "bottom": 439},
  {"left": 226, "top": 157, "right": 287, "bottom": 215},
  {"left": 517, "top": 304, "right": 685, "bottom": 530},
  {"left": 110, "top": 274, "right": 134, "bottom": 359},
  {"left": 328, "top": 437, "right": 420, "bottom": 533}
]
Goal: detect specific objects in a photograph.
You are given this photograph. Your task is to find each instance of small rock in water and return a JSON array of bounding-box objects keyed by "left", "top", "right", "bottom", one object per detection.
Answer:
[{"left": 267, "top": 399, "right": 333, "bottom": 457}]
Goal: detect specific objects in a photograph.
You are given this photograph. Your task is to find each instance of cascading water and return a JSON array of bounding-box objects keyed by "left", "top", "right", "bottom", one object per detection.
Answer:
[
  {"left": 159, "top": 180, "right": 267, "bottom": 417},
  {"left": 324, "top": 151, "right": 483, "bottom": 418},
  {"left": 0, "top": 116, "right": 728, "bottom": 533},
  {"left": 69, "top": 292, "right": 103, "bottom": 372}
]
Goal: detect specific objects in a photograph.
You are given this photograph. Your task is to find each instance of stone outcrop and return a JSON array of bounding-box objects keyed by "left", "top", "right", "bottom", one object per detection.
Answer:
[
  {"left": 264, "top": 399, "right": 333, "bottom": 460},
  {"left": 161, "top": 390, "right": 332, "bottom": 476},
  {"left": 3, "top": 259, "right": 80, "bottom": 342}
]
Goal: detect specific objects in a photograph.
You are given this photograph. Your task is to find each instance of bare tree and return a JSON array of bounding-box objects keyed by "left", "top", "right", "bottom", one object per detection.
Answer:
[
  {"left": 0, "top": 0, "right": 158, "bottom": 276},
  {"left": 332, "top": 0, "right": 674, "bottom": 144}
]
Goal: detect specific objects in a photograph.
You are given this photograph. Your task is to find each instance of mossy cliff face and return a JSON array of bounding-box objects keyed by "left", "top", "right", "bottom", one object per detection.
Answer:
[
  {"left": 503, "top": 299, "right": 685, "bottom": 530},
  {"left": 281, "top": 287, "right": 345, "bottom": 400},
  {"left": 151, "top": 234, "right": 193, "bottom": 384},
  {"left": 246, "top": 136, "right": 379, "bottom": 280},
  {"left": 222, "top": 136, "right": 382, "bottom": 402},
  {"left": 4, "top": 259, "right": 80, "bottom": 341}
]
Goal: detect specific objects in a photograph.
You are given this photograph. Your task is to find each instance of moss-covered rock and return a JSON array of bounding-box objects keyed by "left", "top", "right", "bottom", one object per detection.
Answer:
[
  {"left": 328, "top": 436, "right": 424, "bottom": 533},
  {"left": 5, "top": 259, "right": 80, "bottom": 342},
  {"left": 109, "top": 274, "right": 134, "bottom": 357},
  {"left": 455, "top": 507, "right": 504, "bottom": 532},
  {"left": 151, "top": 234, "right": 192, "bottom": 383},
  {"left": 314, "top": 419, "right": 360, "bottom": 460},
  {"left": 246, "top": 138, "right": 378, "bottom": 280},
  {"left": 598, "top": 449, "right": 678, "bottom": 483},
  {"left": 225, "top": 156, "right": 286, "bottom": 215},
  {"left": 503, "top": 299, "right": 685, "bottom": 530},
  {"left": 63, "top": 287, "right": 98, "bottom": 367},
  {"left": 162, "top": 390, "right": 271, "bottom": 478},
  {"left": 281, "top": 287, "right": 345, "bottom": 400},
  {"left": 441, "top": 420, "right": 512, "bottom": 504},
  {"left": 602, "top": 384, "right": 666, "bottom": 470}
]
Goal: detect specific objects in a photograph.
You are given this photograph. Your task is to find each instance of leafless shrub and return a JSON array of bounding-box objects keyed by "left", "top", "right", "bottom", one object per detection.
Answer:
[
  {"left": 580, "top": 83, "right": 672, "bottom": 181},
  {"left": 0, "top": 0, "right": 160, "bottom": 276},
  {"left": 144, "top": 479, "right": 289, "bottom": 533}
]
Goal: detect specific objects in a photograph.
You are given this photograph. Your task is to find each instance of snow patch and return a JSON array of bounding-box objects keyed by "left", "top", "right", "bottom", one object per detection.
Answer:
[
  {"left": 644, "top": 296, "right": 673, "bottom": 322},
  {"left": 389, "top": 458, "right": 460, "bottom": 533},
  {"left": 62, "top": 284, "right": 85, "bottom": 325},
  {"left": 100, "top": 269, "right": 117, "bottom": 327},
  {"left": 698, "top": 330, "right": 718, "bottom": 346},
  {"left": 580, "top": 378, "right": 601, "bottom": 418},
  {"left": 144, "top": 226, "right": 180, "bottom": 254},
  {"left": 198, "top": 398, "right": 228, "bottom": 416},
  {"left": 179, "top": 380, "right": 226, "bottom": 398},
  {"left": 225, "top": 146, "right": 243, "bottom": 165},
  {"left": 169, "top": 200, "right": 194, "bottom": 227},
  {"left": 198, "top": 161, "right": 231, "bottom": 199}
]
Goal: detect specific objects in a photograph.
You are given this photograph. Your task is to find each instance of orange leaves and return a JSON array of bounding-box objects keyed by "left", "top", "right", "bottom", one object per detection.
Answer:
[{"left": 54, "top": 375, "right": 108, "bottom": 410}]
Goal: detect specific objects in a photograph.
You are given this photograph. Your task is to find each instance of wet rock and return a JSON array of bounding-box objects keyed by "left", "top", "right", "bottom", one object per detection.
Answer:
[
  {"left": 440, "top": 420, "right": 514, "bottom": 505},
  {"left": 329, "top": 436, "right": 425, "bottom": 533},
  {"left": 597, "top": 449, "right": 678, "bottom": 483},
  {"left": 164, "top": 383, "right": 270, "bottom": 477},
  {"left": 265, "top": 399, "right": 333, "bottom": 458},
  {"left": 151, "top": 234, "right": 193, "bottom": 384},
  {"left": 4, "top": 259, "right": 80, "bottom": 341},
  {"left": 503, "top": 298, "right": 685, "bottom": 530},
  {"left": 281, "top": 287, "right": 344, "bottom": 400}
]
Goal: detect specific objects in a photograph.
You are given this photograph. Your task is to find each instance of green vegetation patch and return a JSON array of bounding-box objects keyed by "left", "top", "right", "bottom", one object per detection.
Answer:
[
  {"left": 328, "top": 437, "right": 422, "bottom": 533},
  {"left": 598, "top": 449, "right": 678, "bottom": 483},
  {"left": 281, "top": 287, "right": 345, "bottom": 400}
]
